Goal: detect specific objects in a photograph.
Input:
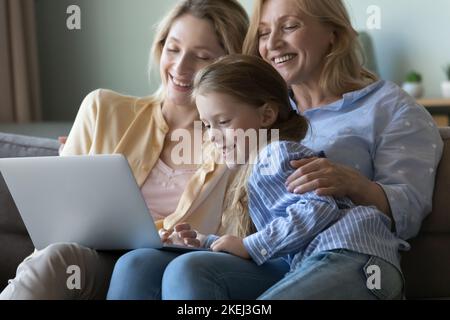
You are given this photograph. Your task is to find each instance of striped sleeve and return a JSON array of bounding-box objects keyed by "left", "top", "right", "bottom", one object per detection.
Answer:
[
  {"left": 243, "top": 141, "right": 342, "bottom": 265},
  {"left": 243, "top": 193, "right": 340, "bottom": 265}
]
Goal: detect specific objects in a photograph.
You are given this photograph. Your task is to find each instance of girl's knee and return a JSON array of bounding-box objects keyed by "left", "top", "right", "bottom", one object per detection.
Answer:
[
  {"left": 113, "top": 248, "right": 158, "bottom": 273},
  {"left": 164, "top": 252, "right": 212, "bottom": 278},
  {"left": 162, "top": 252, "right": 216, "bottom": 293}
]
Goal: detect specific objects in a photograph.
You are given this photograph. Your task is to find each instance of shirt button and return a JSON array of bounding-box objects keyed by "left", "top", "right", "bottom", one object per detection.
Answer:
[{"left": 261, "top": 249, "right": 268, "bottom": 256}]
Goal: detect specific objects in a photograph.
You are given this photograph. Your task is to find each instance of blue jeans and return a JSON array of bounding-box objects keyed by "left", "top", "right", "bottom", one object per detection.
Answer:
[
  {"left": 107, "top": 248, "right": 182, "bottom": 300},
  {"left": 162, "top": 252, "right": 290, "bottom": 300},
  {"left": 162, "top": 249, "right": 404, "bottom": 300}
]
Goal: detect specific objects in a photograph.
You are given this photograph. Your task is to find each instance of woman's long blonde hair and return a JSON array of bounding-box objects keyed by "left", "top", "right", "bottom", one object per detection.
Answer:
[
  {"left": 243, "top": 0, "right": 378, "bottom": 97},
  {"left": 147, "top": 0, "right": 249, "bottom": 107},
  {"left": 193, "top": 55, "right": 309, "bottom": 237}
]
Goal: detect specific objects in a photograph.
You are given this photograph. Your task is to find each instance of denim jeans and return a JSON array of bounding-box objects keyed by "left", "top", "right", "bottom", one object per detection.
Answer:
[
  {"left": 107, "top": 248, "right": 182, "bottom": 300},
  {"left": 162, "top": 249, "right": 404, "bottom": 300},
  {"left": 258, "top": 249, "right": 404, "bottom": 300},
  {"left": 162, "top": 251, "right": 290, "bottom": 300}
]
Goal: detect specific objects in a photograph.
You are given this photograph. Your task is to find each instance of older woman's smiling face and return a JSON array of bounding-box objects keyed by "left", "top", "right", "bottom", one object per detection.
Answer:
[{"left": 258, "top": 0, "right": 335, "bottom": 86}]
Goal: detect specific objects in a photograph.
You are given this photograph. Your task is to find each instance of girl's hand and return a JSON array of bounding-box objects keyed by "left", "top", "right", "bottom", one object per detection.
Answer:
[
  {"left": 211, "top": 235, "right": 250, "bottom": 259},
  {"left": 286, "top": 157, "right": 367, "bottom": 199},
  {"left": 159, "top": 223, "right": 201, "bottom": 248}
]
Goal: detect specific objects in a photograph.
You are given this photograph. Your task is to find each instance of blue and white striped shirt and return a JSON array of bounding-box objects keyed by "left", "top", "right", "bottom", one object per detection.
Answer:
[{"left": 241, "top": 141, "right": 407, "bottom": 271}]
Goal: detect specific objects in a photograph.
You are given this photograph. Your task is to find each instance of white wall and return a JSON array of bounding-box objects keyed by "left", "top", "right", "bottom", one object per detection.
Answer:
[
  {"left": 346, "top": 0, "right": 450, "bottom": 97},
  {"left": 35, "top": 0, "right": 449, "bottom": 120},
  {"left": 35, "top": 0, "right": 254, "bottom": 120}
]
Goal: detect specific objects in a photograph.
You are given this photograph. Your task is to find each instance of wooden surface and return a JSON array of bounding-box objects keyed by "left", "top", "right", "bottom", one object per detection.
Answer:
[
  {"left": 417, "top": 98, "right": 450, "bottom": 127},
  {"left": 417, "top": 98, "right": 450, "bottom": 107},
  {"left": 432, "top": 115, "right": 450, "bottom": 127}
]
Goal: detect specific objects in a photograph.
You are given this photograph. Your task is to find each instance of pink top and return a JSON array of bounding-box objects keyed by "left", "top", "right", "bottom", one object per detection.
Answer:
[{"left": 141, "top": 159, "right": 197, "bottom": 221}]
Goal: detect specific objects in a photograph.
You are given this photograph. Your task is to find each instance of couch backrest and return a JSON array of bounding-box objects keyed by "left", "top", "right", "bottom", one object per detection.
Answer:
[{"left": 402, "top": 127, "right": 450, "bottom": 299}]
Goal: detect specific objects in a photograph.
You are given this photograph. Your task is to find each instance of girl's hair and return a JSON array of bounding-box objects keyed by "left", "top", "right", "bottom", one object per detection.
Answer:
[
  {"left": 193, "top": 54, "right": 308, "bottom": 237},
  {"left": 243, "top": 0, "right": 378, "bottom": 97},
  {"left": 148, "top": 0, "right": 249, "bottom": 106}
]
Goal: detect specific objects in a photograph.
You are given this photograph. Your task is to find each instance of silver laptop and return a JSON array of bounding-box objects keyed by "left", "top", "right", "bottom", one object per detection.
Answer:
[{"left": 0, "top": 154, "right": 209, "bottom": 252}]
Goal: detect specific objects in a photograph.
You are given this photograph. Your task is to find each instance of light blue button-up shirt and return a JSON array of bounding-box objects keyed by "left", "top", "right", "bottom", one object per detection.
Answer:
[{"left": 292, "top": 80, "right": 443, "bottom": 240}]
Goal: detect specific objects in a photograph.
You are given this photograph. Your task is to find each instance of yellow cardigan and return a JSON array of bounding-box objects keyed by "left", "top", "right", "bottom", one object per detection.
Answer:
[{"left": 61, "top": 89, "right": 231, "bottom": 235}]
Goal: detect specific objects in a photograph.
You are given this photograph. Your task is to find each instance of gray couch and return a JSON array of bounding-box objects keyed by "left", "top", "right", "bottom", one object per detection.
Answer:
[
  {"left": 0, "top": 133, "right": 60, "bottom": 290},
  {"left": 1, "top": 129, "right": 450, "bottom": 299}
]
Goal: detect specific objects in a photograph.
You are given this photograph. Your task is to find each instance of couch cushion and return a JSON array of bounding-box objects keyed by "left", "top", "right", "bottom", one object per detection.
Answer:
[
  {"left": 420, "top": 128, "right": 450, "bottom": 233},
  {"left": 402, "top": 234, "right": 450, "bottom": 299},
  {"left": 0, "top": 132, "right": 60, "bottom": 158},
  {"left": 0, "top": 132, "right": 59, "bottom": 290},
  {"left": 401, "top": 128, "right": 450, "bottom": 299}
]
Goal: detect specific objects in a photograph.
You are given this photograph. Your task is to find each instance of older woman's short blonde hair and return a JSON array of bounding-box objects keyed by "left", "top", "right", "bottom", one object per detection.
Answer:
[
  {"left": 243, "top": 0, "right": 378, "bottom": 97},
  {"left": 149, "top": 0, "right": 249, "bottom": 103}
]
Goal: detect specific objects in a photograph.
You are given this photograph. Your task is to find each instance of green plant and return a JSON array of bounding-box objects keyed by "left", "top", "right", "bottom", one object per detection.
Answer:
[
  {"left": 405, "top": 71, "right": 422, "bottom": 83},
  {"left": 444, "top": 64, "right": 450, "bottom": 81}
]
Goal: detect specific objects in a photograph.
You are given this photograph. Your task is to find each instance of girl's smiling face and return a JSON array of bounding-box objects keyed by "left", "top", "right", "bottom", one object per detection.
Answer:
[{"left": 196, "top": 92, "right": 277, "bottom": 169}]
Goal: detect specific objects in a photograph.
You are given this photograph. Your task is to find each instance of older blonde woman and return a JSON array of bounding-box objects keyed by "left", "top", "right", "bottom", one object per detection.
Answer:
[
  {"left": 161, "top": 0, "right": 443, "bottom": 300},
  {"left": 0, "top": 0, "right": 248, "bottom": 300}
]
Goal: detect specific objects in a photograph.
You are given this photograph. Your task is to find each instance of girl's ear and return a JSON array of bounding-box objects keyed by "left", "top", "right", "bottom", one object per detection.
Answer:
[
  {"left": 330, "top": 29, "right": 337, "bottom": 46},
  {"left": 260, "top": 103, "right": 278, "bottom": 128}
]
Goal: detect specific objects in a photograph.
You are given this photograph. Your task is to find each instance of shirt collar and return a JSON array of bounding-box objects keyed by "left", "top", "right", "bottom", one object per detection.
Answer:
[{"left": 289, "top": 80, "right": 385, "bottom": 115}]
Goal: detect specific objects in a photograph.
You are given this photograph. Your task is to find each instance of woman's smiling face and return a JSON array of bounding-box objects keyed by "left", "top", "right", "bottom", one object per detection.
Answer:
[
  {"left": 160, "top": 14, "right": 226, "bottom": 106},
  {"left": 258, "top": 0, "right": 335, "bottom": 86}
]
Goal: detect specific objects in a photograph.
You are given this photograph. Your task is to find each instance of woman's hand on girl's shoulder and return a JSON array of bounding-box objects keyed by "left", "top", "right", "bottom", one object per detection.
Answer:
[
  {"left": 286, "top": 157, "right": 363, "bottom": 198},
  {"left": 286, "top": 157, "right": 392, "bottom": 218}
]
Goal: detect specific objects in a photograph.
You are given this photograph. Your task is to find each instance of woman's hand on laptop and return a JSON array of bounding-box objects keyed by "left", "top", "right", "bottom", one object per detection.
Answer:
[{"left": 159, "top": 223, "right": 201, "bottom": 247}]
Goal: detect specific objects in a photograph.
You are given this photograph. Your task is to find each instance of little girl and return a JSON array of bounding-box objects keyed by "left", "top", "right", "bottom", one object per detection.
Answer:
[{"left": 162, "top": 54, "right": 407, "bottom": 300}]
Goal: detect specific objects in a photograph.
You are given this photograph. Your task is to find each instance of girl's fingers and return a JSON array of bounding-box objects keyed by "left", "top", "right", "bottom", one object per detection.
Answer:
[
  {"left": 178, "top": 230, "right": 197, "bottom": 239},
  {"left": 159, "top": 228, "right": 173, "bottom": 242},
  {"left": 184, "top": 238, "right": 201, "bottom": 248},
  {"left": 174, "top": 223, "right": 192, "bottom": 232}
]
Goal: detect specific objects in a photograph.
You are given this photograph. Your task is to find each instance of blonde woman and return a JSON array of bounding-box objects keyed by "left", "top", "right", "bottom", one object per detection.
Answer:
[
  {"left": 161, "top": 0, "right": 443, "bottom": 300},
  {"left": 244, "top": 0, "right": 442, "bottom": 242},
  {"left": 0, "top": 0, "right": 248, "bottom": 300}
]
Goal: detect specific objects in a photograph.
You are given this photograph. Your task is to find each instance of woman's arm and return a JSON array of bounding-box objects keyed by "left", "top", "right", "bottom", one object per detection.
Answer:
[
  {"left": 286, "top": 102, "right": 443, "bottom": 240},
  {"left": 60, "top": 90, "right": 100, "bottom": 156}
]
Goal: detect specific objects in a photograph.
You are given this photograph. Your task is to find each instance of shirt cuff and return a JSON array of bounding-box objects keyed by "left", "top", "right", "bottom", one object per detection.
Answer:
[
  {"left": 378, "top": 183, "right": 409, "bottom": 238},
  {"left": 203, "top": 234, "right": 220, "bottom": 249},
  {"left": 243, "top": 232, "right": 273, "bottom": 266}
]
